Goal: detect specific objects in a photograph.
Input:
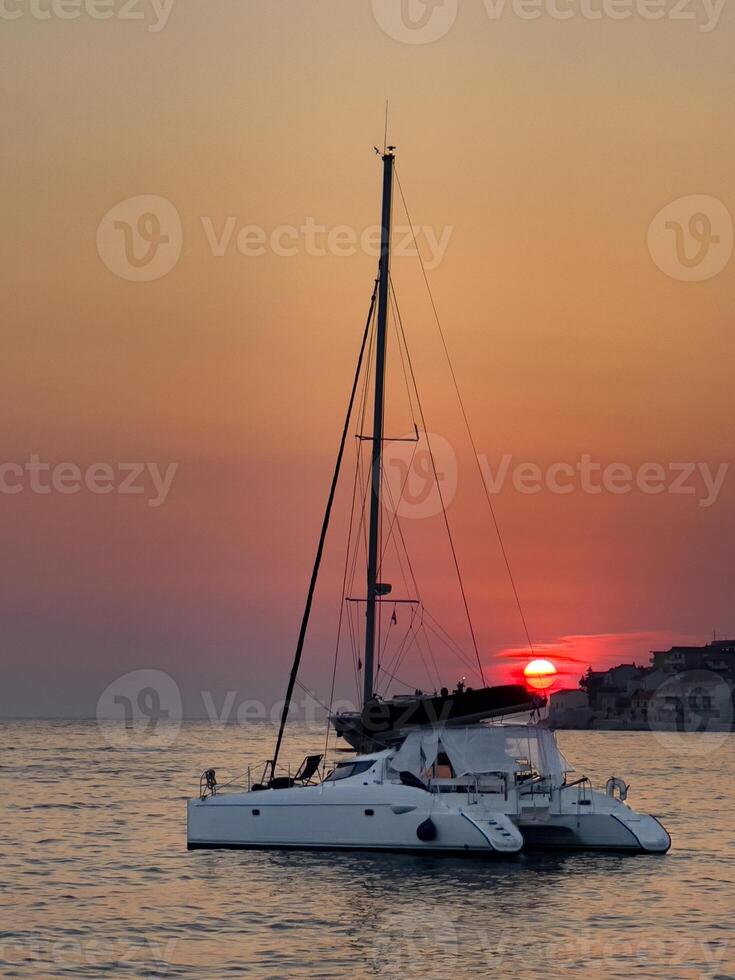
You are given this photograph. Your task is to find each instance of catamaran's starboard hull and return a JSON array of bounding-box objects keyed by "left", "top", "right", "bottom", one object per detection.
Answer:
[{"left": 519, "top": 815, "right": 671, "bottom": 852}]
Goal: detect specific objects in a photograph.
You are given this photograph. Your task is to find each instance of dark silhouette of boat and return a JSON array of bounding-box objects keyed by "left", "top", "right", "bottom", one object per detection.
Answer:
[{"left": 332, "top": 683, "right": 546, "bottom": 750}]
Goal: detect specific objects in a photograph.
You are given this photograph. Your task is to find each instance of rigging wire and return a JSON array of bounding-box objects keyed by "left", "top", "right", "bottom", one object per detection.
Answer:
[
  {"left": 272, "top": 165, "right": 539, "bottom": 771},
  {"left": 386, "top": 464, "right": 477, "bottom": 687},
  {"left": 378, "top": 465, "right": 442, "bottom": 692},
  {"left": 379, "top": 605, "right": 419, "bottom": 686},
  {"left": 418, "top": 620, "right": 443, "bottom": 688},
  {"left": 422, "top": 605, "right": 474, "bottom": 661},
  {"left": 343, "top": 452, "right": 364, "bottom": 693},
  {"left": 322, "top": 292, "right": 380, "bottom": 767},
  {"left": 391, "top": 291, "right": 420, "bottom": 431},
  {"left": 394, "top": 166, "right": 536, "bottom": 657},
  {"left": 344, "top": 307, "right": 379, "bottom": 694},
  {"left": 341, "top": 312, "right": 377, "bottom": 691},
  {"left": 377, "top": 309, "right": 420, "bottom": 568},
  {"left": 389, "top": 279, "right": 487, "bottom": 688},
  {"left": 348, "top": 596, "right": 361, "bottom": 695},
  {"left": 382, "top": 606, "right": 439, "bottom": 695},
  {"left": 422, "top": 617, "right": 483, "bottom": 678},
  {"left": 269, "top": 282, "right": 378, "bottom": 779}
]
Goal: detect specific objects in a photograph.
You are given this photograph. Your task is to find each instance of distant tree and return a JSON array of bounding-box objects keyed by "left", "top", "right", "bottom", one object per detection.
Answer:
[{"left": 579, "top": 667, "right": 593, "bottom": 692}]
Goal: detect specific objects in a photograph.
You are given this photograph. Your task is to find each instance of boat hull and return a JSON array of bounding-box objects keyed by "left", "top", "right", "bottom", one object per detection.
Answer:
[
  {"left": 518, "top": 813, "right": 671, "bottom": 853},
  {"left": 187, "top": 784, "right": 524, "bottom": 855},
  {"left": 187, "top": 795, "right": 670, "bottom": 855}
]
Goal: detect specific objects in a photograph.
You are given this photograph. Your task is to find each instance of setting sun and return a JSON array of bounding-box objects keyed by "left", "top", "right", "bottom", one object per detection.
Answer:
[{"left": 523, "top": 659, "right": 558, "bottom": 691}]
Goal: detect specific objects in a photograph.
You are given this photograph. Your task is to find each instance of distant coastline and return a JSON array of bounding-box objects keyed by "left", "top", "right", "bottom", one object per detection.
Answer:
[{"left": 545, "top": 639, "right": 735, "bottom": 733}]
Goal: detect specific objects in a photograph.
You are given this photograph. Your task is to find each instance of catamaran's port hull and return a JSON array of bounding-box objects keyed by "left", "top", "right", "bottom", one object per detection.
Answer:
[
  {"left": 187, "top": 788, "right": 524, "bottom": 854},
  {"left": 186, "top": 841, "right": 519, "bottom": 857}
]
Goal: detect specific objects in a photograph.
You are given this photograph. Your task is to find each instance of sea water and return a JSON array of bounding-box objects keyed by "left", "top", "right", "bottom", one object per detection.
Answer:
[{"left": 1, "top": 721, "right": 732, "bottom": 978}]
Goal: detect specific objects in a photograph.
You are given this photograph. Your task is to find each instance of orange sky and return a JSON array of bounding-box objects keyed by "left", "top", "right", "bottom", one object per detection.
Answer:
[{"left": 2, "top": 2, "right": 733, "bottom": 715}]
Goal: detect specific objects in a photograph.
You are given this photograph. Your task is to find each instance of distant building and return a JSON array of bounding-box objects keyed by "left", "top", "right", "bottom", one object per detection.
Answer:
[
  {"left": 651, "top": 640, "right": 735, "bottom": 680},
  {"left": 629, "top": 688, "right": 653, "bottom": 725},
  {"left": 565, "top": 640, "right": 735, "bottom": 731},
  {"left": 548, "top": 689, "right": 590, "bottom": 728},
  {"left": 605, "top": 664, "right": 642, "bottom": 691}
]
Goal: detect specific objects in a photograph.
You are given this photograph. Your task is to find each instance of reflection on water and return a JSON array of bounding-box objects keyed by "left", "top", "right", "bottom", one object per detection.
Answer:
[{"left": 0, "top": 721, "right": 732, "bottom": 977}]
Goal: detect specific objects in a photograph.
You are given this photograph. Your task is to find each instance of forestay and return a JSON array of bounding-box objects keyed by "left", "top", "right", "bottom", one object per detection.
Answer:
[{"left": 389, "top": 725, "right": 572, "bottom": 782}]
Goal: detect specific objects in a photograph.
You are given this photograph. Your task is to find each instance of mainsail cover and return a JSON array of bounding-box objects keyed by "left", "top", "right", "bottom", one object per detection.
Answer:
[{"left": 389, "top": 725, "right": 572, "bottom": 782}]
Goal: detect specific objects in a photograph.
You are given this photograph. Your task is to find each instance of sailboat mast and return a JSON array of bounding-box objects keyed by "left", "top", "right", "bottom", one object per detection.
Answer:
[{"left": 363, "top": 149, "right": 395, "bottom": 707}]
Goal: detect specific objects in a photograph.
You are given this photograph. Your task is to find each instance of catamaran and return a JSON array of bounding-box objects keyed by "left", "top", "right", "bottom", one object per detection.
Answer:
[{"left": 187, "top": 148, "right": 671, "bottom": 856}]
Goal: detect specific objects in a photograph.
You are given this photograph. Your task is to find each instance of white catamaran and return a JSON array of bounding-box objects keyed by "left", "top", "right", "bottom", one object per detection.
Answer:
[{"left": 187, "top": 149, "right": 671, "bottom": 856}]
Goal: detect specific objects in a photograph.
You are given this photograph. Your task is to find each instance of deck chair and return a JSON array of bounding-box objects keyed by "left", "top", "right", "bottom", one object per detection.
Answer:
[
  {"left": 295, "top": 754, "right": 323, "bottom": 785},
  {"left": 268, "top": 754, "right": 323, "bottom": 790}
]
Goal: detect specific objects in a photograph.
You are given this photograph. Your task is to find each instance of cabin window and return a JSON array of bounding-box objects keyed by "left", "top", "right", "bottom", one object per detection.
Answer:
[
  {"left": 323, "top": 760, "right": 374, "bottom": 782},
  {"left": 433, "top": 751, "right": 454, "bottom": 780},
  {"left": 364, "top": 809, "right": 375, "bottom": 816},
  {"left": 252, "top": 809, "right": 260, "bottom": 816}
]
